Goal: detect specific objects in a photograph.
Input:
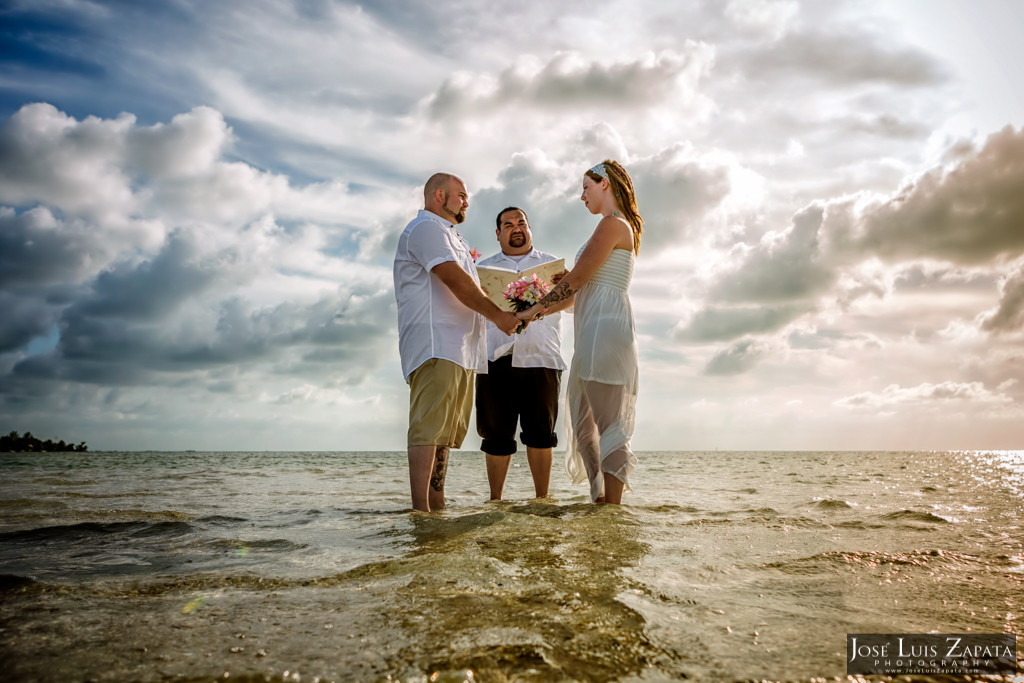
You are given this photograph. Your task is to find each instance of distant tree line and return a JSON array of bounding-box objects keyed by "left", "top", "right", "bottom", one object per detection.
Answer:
[{"left": 1, "top": 431, "right": 88, "bottom": 452}]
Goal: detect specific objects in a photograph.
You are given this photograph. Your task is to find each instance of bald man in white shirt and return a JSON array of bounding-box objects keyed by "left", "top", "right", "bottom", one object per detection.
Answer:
[{"left": 393, "top": 173, "right": 521, "bottom": 512}]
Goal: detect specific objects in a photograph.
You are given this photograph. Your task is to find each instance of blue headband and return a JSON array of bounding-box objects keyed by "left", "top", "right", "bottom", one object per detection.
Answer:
[{"left": 589, "top": 162, "right": 609, "bottom": 180}]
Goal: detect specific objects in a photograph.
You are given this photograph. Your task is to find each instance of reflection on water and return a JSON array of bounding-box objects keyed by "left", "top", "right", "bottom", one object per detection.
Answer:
[
  {"left": 969, "top": 450, "right": 1024, "bottom": 495},
  {"left": 383, "top": 504, "right": 656, "bottom": 681},
  {"left": 0, "top": 501, "right": 659, "bottom": 682}
]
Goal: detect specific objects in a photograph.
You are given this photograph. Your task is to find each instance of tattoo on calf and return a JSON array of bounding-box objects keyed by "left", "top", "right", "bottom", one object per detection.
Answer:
[{"left": 430, "top": 449, "right": 449, "bottom": 491}]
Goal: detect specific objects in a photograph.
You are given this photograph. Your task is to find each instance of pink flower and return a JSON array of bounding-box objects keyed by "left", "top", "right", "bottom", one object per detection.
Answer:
[
  {"left": 503, "top": 274, "right": 550, "bottom": 312},
  {"left": 469, "top": 248, "right": 482, "bottom": 262}
]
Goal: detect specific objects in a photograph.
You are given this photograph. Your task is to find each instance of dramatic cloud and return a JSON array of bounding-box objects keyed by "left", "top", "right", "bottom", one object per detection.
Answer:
[
  {"left": 677, "top": 126, "right": 1024, "bottom": 345},
  {"left": 855, "top": 126, "right": 1024, "bottom": 265},
  {"left": 704, "top": 338, "right": 767, "bottom": 375},
  {"left": 8, "top": 276, "right": 395, "bottom": 388},
  {"left": 675, "top": 304, "right": 809, "bottom": 343},
  {"left": 980, "top": 261, "right": 1024, "bottom": 334},
  {"left": 0, "top": 207, "right": 110, "bottom": 287},
  {"left": 711, "top": 204, "right": 834, "bottom": 303},
  {"left": 72, "top": 230, "right": 222, "bottom": 321},
  {"left": 1, "top": 0, "right": 1022, "bottom": 450},
  {"left": 835, "top": 381, "right": 1013, "bottom": 410},
  {"left": 424, "top": 46, "right": 714, "bottom": 118},
  {"left": 0, "top": 101, "right": 398, "bottom": 434},
  {"left": 0, "top": 290, "right": 56, "bottom": 354},
  {"left": 737, "top": 29, "right": 948, "bottom": 86},
  {"left": 629, "top": 143, "right": 760, "bottom": 249},
  {"left": 0, "top": 103, "right": 139, "bottom": 224}
]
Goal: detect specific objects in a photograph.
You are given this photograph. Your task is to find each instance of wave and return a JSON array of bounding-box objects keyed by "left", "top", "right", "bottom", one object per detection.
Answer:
[
  {"left": 763, "top": 548, "right": 953, "bottom": 575},
  {"left": 0, "top": 520, "right": 196, "bottom": 545},
  {"left": 635, "top": 503, "right": 703, "bottom": 514},
  {"left": 833, "top": 520, "right": 886, "bottom": 529},
  {"left": 677, "top": 517, "right": 731, "bottom": 527},
  {"left": 0, "top": 514, "right": 308, "bottom": 548},
  {"left": 807, "top": 498, "right": 855, "bottom": 511},
  {"left": 0, "top": 497, "right": 69, "bottom": 510},
  {"left": 208, "top": 538, "right": 307, "bottom": 552},
  {"left": 0, "top": 573, "right": 44, "bottom": 592},
  {"left": 881, "top": 510, "right": 951, "bottom": 524},
  {"left": 197, "top": 515, "right": 249, "bottom": 525}
]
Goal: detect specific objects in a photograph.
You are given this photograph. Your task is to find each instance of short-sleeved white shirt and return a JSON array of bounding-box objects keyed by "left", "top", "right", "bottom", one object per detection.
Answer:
[
  {"left": 477, "top": 248, "right": 567, "bottom": 371},
  {"left": 394, "top": 209, "right": 488, "bottom": 381}
]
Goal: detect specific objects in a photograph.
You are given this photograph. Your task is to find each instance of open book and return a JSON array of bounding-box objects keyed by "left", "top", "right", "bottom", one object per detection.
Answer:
[{"left": 477, "top": 258, "right": 566, "bottom": 311}]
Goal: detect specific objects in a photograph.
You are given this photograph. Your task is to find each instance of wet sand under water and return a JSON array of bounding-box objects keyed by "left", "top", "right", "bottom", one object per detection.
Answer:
[
  {"left": 3, "top": 506, "right": 674, "bottom": 681},
  {"left": 0, "top": 450, "right": 1022, "bottom": 682}
]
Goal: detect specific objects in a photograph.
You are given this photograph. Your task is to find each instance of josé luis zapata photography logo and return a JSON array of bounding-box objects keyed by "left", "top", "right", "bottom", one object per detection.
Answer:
[{"left": 847, "top": 633, "right": 1017, "bottom": 676}]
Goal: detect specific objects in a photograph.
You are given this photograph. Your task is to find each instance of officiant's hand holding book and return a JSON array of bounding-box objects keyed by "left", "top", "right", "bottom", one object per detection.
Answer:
[{"left": 476, "top": 258, "right": 565, "bottom": 311}]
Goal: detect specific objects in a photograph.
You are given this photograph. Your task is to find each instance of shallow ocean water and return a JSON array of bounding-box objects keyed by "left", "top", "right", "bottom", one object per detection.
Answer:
[{"left": 0, "top": 449, "right": 1021, "bottom": 682}]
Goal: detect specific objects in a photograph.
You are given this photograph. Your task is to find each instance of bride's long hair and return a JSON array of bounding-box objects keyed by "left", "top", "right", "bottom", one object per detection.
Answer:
[{"left": 585, "top": 159, "right": 644, "bottom": 254}]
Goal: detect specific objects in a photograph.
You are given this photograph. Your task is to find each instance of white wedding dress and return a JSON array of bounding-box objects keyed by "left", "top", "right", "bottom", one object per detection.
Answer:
[{"left": 565, "top": 247, "right": 639, "bottom": 501}]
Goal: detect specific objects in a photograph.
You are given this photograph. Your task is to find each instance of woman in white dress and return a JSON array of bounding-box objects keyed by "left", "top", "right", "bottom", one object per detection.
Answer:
[{"left": 516, "top": 160, "right": 642, "bottom": 504}]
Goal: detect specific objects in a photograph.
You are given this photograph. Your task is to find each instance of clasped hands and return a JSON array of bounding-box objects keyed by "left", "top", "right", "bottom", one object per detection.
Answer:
[
  {"left": 494, "top": 306, "right": 544, "bottom": 336},
  {"left": 516, "top": 306, "right": 544, "bottom": 324},
  {"left": 498, "top": 269, "right": 564, "bottom": 335},
  {"left": 512, "top": 268, "right": 564, "bottom": 332},
  {"left": 512, "top": 305, "right": 545, "bottom": 334},
  {"left": 514, "top": 268, "right": 564, "bottom": 328}
]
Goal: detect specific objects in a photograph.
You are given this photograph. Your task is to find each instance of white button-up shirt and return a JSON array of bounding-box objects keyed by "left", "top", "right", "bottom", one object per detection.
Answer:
[
  {"left": 477, "top": 248, "right": 567, "bottom": 371},
  {"left": 394, "top": 210, "right": 488, "bottom": 381}
]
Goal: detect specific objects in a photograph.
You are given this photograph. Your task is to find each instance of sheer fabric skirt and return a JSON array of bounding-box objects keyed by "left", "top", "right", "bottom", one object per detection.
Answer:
[{"left": 564, "top": 282, "right": 639, "bottom": 502}]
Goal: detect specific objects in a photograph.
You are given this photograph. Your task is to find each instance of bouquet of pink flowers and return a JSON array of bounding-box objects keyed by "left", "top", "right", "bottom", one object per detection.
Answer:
[{"left": 503, "top": 273, "right": 550, "bottom": 313}]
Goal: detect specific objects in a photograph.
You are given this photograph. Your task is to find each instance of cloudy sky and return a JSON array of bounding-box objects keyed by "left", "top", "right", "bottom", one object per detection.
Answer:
[{"left": 1, "top": 0, "right": 1022, "bottom": 451}]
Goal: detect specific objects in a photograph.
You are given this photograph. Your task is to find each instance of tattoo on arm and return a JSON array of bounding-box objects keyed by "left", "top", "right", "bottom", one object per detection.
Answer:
[
  {"left": 430, "top": 448, "right": 449, "bottom": 492},
  {"left": 540, "top": 279, "right": 574, "bottom": 307}
]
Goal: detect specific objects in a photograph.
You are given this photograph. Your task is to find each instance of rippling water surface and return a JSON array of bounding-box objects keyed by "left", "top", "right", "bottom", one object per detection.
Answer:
[{"left": 1, "top": 450, "right": 1021, "bottom": 682}]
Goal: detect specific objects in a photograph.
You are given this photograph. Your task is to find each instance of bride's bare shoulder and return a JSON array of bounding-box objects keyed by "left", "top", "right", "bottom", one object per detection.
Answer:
[{"left": 596, "top": 214, "right": 633, "bottom": 249}]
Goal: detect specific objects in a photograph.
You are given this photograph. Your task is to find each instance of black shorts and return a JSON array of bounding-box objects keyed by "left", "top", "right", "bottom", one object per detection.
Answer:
[{"left": 475, "top": 355, "right": 561, "bottom": 456}]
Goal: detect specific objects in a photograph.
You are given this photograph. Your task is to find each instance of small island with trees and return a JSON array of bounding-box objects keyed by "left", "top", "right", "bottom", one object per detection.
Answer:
[{"left": 1, "top": 431, "right": 88, "bottom": 452}]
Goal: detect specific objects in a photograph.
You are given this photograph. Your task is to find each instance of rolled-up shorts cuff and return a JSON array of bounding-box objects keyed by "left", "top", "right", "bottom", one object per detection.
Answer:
[
  {"left": 481, "top": 437, "right": 517, "bottom": 456},
  {"left": 520, "top": 431, "right": 558, "bottom": 449}
]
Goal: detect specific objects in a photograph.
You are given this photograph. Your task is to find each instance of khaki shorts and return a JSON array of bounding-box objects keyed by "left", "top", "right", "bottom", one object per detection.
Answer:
[{"left": 407, "top": 358, "right": 475, "bottom": 448}]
